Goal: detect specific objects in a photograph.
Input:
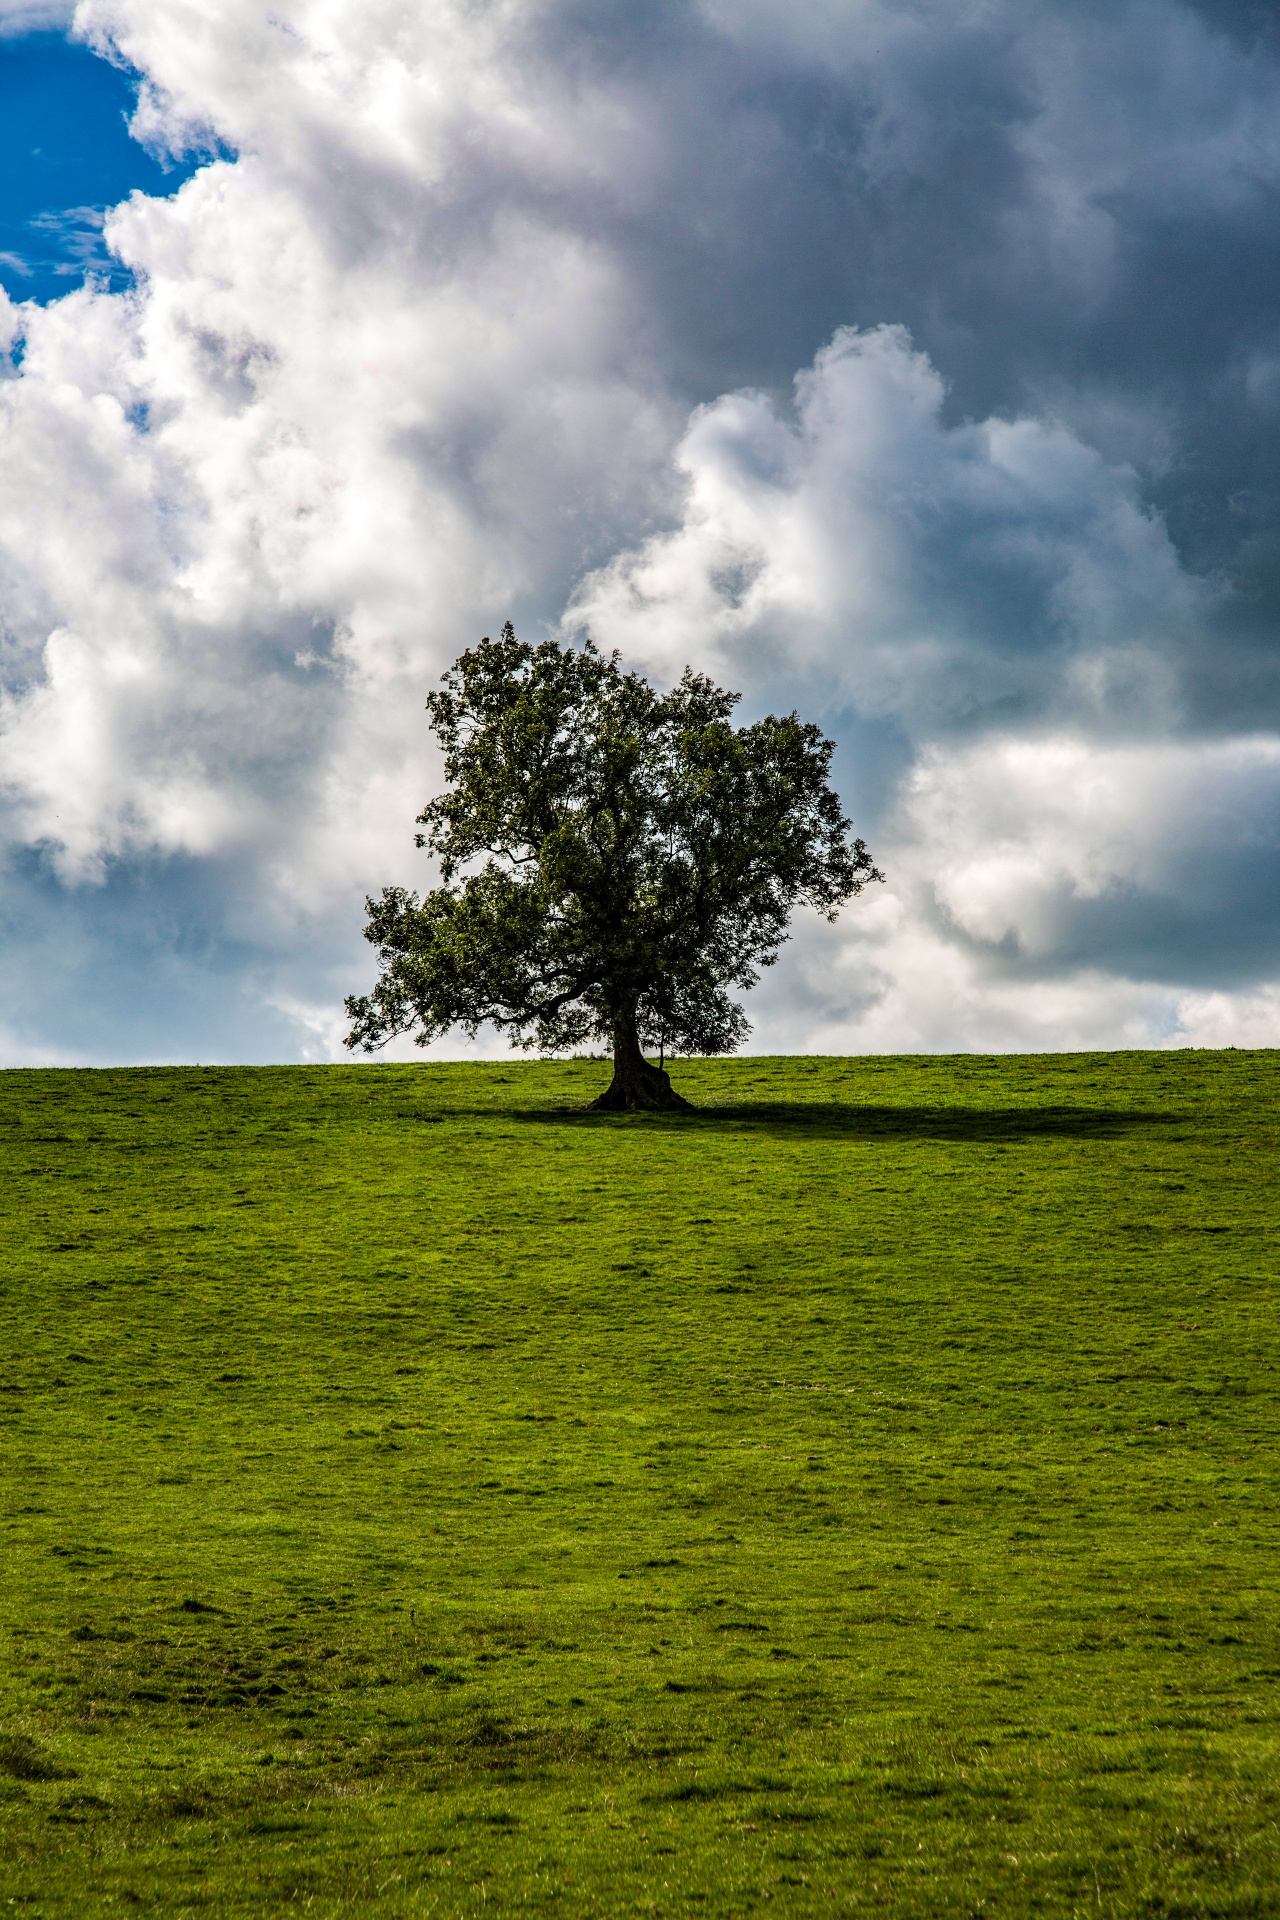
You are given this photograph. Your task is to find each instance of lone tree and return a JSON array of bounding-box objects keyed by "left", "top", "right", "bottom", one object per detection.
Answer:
[{"left": 345, "top": 626, "right": 881, "bottom": 1109}]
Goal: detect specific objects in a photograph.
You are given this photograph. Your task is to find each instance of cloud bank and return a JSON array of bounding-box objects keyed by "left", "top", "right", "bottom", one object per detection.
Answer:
[{"left": 3, "top": 0, "right": 1280, "bottom": 1061}]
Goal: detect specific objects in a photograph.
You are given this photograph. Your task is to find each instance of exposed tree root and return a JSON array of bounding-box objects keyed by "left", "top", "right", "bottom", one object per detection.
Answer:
[{"left": 586, "top": 1046, "right": 693, "bottom": 1112}]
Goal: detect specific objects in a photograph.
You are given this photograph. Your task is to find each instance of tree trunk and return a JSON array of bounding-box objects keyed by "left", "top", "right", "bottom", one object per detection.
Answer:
[{"left": 587, "top": 1011, "right": 693, "bottom": 1112}]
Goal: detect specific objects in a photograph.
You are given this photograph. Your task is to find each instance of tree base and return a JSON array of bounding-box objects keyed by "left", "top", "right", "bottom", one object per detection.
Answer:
[{"left": 586, "top": 1056, "right": 693, "bottom": 1112}]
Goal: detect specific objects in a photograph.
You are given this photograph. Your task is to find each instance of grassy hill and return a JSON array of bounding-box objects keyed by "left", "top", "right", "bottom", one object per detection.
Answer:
[{"left": 1, "top": 1052, "right": 1277, "bottom": 1916}]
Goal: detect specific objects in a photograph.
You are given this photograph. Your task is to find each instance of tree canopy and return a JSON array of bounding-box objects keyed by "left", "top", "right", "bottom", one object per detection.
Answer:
[{"left": 345, "top": 626, "right": 881, "bottom": 1108}]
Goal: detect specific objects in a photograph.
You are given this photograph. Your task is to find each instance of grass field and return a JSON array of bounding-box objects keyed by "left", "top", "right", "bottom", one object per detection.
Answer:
[{"left": 1, "top": 1051, "right": 1277, "bottom": 1917}]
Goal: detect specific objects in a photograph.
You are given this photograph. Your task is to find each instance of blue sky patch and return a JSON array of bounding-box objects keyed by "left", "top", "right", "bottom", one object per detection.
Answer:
[{"left": 0, "top": 31, "right": 205, "bottom": 304}]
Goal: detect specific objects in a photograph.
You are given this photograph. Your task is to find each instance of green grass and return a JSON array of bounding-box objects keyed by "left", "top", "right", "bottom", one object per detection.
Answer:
[{"left": 1, "top": 1051, "right": 1277, "bottom": 1917}]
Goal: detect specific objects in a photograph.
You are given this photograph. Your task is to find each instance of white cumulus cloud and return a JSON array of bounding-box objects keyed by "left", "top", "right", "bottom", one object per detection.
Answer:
[{"left": 568, "top": 323, "right": 1207, "bottom": 731}]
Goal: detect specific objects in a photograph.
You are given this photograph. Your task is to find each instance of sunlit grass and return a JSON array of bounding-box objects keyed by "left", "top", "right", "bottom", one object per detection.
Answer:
[{"left": 1, "top": 1052, "right": 1277, "bottom": 1915}]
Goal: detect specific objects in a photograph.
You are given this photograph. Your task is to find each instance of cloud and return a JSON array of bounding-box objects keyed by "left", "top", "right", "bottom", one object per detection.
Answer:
[
  {"left": 17, "top": 205, "right": 117, "bottom": 283},
  {"left": 905, "top": 733, "right": 1280, "bottom": 978},
  {"left": 568, "top": 323, "right": 1208, "bottom": 733},
  {"left": 0, "top": 156, "right": 674, "bottom": 890},
  {"left": 3, "top": 0, "right": 1280, "bottom": 1060},
  {"left": 0, "top": 2, "right": 75, "bottom": 33},
  {"left": 721, "top": 728, "right": 1280, "bottom": 1054}
]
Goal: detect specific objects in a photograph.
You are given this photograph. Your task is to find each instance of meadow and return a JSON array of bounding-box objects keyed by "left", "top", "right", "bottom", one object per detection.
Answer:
[{"left": 1, "top": 1051, "right": 1276, "bottom": 1917}]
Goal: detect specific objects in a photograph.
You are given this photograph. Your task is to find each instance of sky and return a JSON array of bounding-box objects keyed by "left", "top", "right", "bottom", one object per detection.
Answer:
[{"left": 3, "top": 0, "right": 1280, "bottom": 1064}]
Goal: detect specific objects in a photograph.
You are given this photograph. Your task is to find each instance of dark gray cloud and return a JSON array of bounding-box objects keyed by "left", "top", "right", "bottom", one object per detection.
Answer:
[{"left": 395, "top": 0, "right": 1280, "bottom": 717}]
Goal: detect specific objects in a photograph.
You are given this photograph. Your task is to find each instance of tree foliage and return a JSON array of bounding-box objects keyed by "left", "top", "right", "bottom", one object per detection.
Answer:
[{"left": 345, "top": 627, "right": 881, "bottom": 1107}]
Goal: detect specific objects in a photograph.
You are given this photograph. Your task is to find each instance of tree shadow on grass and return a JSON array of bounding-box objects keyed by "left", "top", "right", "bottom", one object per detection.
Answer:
[{"left": 498, "top": 1101, "right": 1190, "bottom": 1143}]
